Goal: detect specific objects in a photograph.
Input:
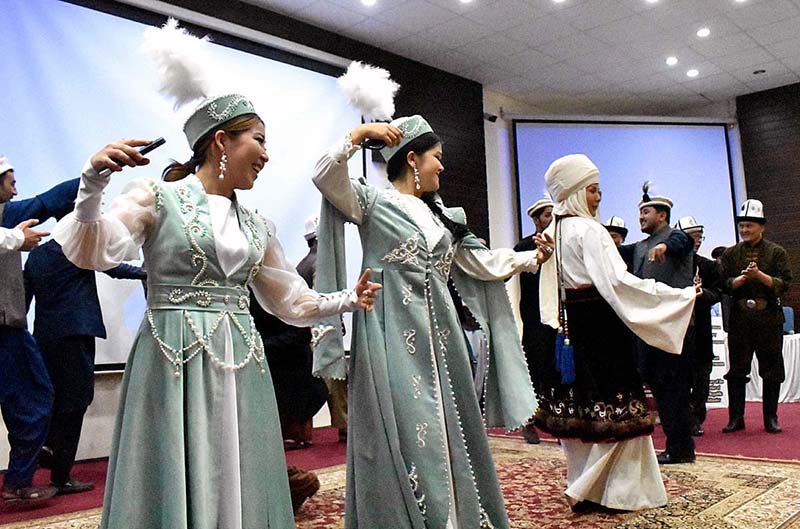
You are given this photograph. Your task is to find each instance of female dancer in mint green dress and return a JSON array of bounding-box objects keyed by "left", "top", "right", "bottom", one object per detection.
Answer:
[
  {"left": 312, "top": 117, "right": 542, "bottom": 529},
  {"left": 54, "top": 95, "right": 379, "bottom": 529}
]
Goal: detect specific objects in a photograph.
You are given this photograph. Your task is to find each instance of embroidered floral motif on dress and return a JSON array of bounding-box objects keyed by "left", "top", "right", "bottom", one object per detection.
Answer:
[{"left": 382, "top": 233, "right": 421, "bottom": 265}]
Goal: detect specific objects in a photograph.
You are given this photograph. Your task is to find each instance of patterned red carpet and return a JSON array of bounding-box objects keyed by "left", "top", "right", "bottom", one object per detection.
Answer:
[
  {"left": 3, "top": 437, "right": 800, "bottom": 529},
  {"left": 3, "top": 406, "right": 799, "bottom": 529},
  {"left": 293, "top": 438, "right": 800, "bottom": 529}
]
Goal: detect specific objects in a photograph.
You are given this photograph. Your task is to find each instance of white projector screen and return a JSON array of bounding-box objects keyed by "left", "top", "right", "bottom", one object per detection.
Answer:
[
  {"left": 3, "top": 0, "right": 364, "bottom": 367},
  {"left": 514, "top": 120, "right": 738, "bottom": 255}
]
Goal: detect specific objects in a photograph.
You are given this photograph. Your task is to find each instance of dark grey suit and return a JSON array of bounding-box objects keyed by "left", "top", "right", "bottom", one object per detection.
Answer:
[{"left": 626, "top": 225, "right": 696, "bottom": 459}]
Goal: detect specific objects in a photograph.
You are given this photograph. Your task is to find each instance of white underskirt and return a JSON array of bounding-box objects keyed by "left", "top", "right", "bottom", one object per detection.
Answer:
[{"left": 561, "top": 436, "right": 667, "bottom": 511}]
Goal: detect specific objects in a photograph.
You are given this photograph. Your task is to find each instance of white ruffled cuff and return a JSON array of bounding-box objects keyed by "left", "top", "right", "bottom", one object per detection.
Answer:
[
  {"left": 330, "top": 134, "right": 361, "bottom": 163},
  {"left": 318, "top": 289, "right": 359, "bottom": 316},
  {"left": 74, "top": 160, "right": 110, "bottom": 222}
]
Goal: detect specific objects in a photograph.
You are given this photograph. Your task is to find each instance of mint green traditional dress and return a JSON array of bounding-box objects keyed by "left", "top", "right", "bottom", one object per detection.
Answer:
[
  {"left": 311, "top": 138, "right": 539, "bottom": 529},
  {"left": 54, "top": 164, "right": 359, "bottom": 529}
]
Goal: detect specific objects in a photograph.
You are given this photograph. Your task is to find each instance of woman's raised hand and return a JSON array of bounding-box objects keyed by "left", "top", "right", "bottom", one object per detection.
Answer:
[
  {"left": 350, "top": 123, "right": 403, "bottom": 148},
  {"left": 355, "top": 268, "right": 383, "bottom": 312},
  {"left": 90, "top": 139, "right": 152, "bottom": 175}
]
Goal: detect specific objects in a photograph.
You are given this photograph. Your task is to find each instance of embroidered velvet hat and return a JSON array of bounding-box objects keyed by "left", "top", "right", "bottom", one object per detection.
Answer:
[
  {"left": 183, "top": 94, "right": 258, "bottom": 149},
  {"left": 142, "top": 19, "right": 260, "bottom": 150},
  {"left": 380, "top": 115, "right": 434, "bottom": 162}
]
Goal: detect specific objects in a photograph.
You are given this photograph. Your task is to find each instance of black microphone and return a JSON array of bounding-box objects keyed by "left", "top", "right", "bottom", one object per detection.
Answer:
[{"left": 98, "top": 137, "right": 166, "bottom": 178}]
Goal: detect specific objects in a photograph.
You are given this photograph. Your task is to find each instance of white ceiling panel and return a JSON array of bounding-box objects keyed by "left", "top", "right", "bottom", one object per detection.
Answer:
[
  {"left": 690, "top": 32, "right": 761, "bottom": 59},
  {"left": 766, "top": 38, "right": 800, "bottom": 59},
  {"left": 713, "top": 47, "right": 778, "bottom": 71},
  {"left": 551, "top": 0, "right": 636, "bottom": 31},
  {"left": 294, "top": 1, "right": 366, "bottom": 31},
  {"left": 725, "top": 0, "right": 800, "bottom": 29},
  {"left": 730, "top": 60, "right": 791, "bottom": 82},
  {"left": 420, "top": 16, "right": 496, "bottom": 49},
  {"left": 746, "top": 17, "right": 800, "bottom": 46},
  {"left": 245, "top": 0, "right": 800, "bottom": 115},
  {"left": 370, "top": 0, "right": 457, "bottom": 30},
  {"left": 462, "top": 0, "right": 541, "bottom": 31},
  {"left": 504, "top": 15, "right": 579, "bottom": 47},
  {"left": 536, "top": 33, "right": 612, "bottom": 62}
]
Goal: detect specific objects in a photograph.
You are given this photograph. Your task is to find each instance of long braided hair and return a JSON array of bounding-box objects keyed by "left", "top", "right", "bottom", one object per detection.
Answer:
[{"left": 385, "top": 132, "right": 471, "bottom": 242}]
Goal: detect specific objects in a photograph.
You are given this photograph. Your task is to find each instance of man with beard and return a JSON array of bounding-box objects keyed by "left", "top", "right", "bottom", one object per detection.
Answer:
[{"left": 620, "top": 184, "right": 695, "bottom": 464}]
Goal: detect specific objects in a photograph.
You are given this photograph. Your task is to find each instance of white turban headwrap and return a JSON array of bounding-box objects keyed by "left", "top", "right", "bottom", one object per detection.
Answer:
[{"left": 539, "top": 154, "right": 602, "bottom": 329}]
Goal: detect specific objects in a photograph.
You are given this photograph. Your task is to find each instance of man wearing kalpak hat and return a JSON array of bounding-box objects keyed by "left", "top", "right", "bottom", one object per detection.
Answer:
[
  {"left": 621, "top": 183, "right": 696, "bottom": 464},
  {"left": 604, "top": 215, "right": 628, "bottom": 247},
  {"left": 515, "top": 196, "right": 556, "bottom": 444},
  {"left": 718, "top": 199, "right": 791, "bottom": 434},
  {"left": 675, "top": 216, "right": 722, "bottom": 437}
]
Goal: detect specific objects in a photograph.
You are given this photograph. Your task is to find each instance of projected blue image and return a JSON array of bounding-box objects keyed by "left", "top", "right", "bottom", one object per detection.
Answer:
[
  {"left": 2, "top": 0, "right": 363, "bottom": 365},
  {"left": 515, "top": 121, "right": 737, "bottom": 256}
]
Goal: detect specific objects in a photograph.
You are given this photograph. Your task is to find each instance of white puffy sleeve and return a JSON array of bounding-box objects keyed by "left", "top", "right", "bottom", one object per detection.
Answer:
[
  {"left": 454, "top": 247, "right": 539, "bottom": 281},
  {"left": 52, "top": 161, "right": 156, "bottom": 271},
  {"left": 250, "top": 222, "right": 359, "bottom": 327},
  {"left": 312, "top": 136, "right": 366, "bottom": 223},
  {"left": 581, "top": 223, "right": 695, "bottom": 355},
  {"left": 0, "top": 227, "right": 23, "bottom": 251}
]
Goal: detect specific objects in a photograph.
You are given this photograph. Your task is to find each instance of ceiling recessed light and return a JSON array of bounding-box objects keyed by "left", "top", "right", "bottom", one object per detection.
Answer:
[
  {"left": 753, "top": 69, "right": 766, "bottom": 75},
  {"left": 666, "top": 56, "right": 678, "bottom": 66},
  {"left": 645, "top": 0, "right": 659, "bottom": 3},
  {"left": 460, "top": 0, "right": 474, "bottom": 3},
  {"left": 686, "top": 69, "right": 699, "bottom": 78},
  {"left": 361, "top": 0, "right": 376, "bottom": 5},
  {"left": 553, "top": 0, "right": 566, "bottom": 3},
  {"left": 696, "top": 27, "right": 711, "bottom": 38}
]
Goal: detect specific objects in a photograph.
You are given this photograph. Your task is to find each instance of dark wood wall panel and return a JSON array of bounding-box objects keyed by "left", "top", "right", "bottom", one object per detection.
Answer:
[
  {"left": 737, "top": 82, "right": 800, "bottom": 317},
  {"left": 153, "top": 0, "right": 490, "bottom": 240}
]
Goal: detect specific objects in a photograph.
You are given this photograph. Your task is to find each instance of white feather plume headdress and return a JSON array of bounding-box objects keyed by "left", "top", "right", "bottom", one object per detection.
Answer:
[
  {"left": 337, "top": 61, "right": 399, "bottom": 121},
  {"left": 141, "top": 18, "right": 213, "bottom": 110}
]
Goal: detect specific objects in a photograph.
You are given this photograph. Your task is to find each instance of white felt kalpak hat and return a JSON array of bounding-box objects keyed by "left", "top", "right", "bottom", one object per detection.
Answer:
[
  {"left": 638, "top": 181, "right": 673, "bottom": 210},
  {"left": 304, "top": 215, "right": 319, "bottom": 240},
  {"left": 526, "top": 198, "right": 554, "bottom": 218},
  {"left": 736, "top": 199, "right": 766, "bottom": 224},
  {"left": 0, "top": 156, "right": 13, "bottom": 176},
  {"left": 675, "top": 216, "right": 703, "bottom": 233},
  {"left": 604, "top": 215, "right": 628, "bottom": 237}
]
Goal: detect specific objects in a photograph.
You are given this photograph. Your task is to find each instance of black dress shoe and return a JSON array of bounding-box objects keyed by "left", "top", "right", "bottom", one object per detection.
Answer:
[
  {"left": 570, "top": 500, "right": 600, "bottom": 513},
  {"left": 522, "top": 424, "right": 541, "bottom": 444},
  {"left": 691, "top": 424, "right": 705, "bottom": 437},
  {"left": 37, "top": 446, "right": 54, "bottom": 470},
  {"left": 722, "top": 417, "right": 745, "bottom": 433},
  {"left": 764, "top": 416, "right": 782, "bottom": 433},
  {"left": 657, "top": 451, "right": 695, "bottom": 465},
  {"left": 52, "top": 479, "right": 95, "bottom": 495}
]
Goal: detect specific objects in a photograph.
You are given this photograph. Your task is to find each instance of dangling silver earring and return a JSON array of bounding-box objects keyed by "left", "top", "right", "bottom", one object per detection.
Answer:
[
  {"left": 218, "top": 152, "right": 227, "bottom": 180},
  {"left": 413, "top": 167, "right": 421, "bottom": 190}
]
